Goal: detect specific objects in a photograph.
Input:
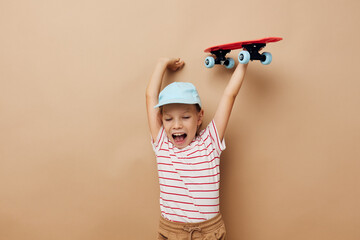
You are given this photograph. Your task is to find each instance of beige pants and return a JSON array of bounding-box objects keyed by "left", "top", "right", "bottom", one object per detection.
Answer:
[{"left": 158, "top": 213, "right": 226, "bottom": 240}]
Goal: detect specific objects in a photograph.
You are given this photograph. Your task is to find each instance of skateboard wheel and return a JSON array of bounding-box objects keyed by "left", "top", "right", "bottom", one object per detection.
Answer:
[
  {"left": 261, "top": 52, "right": 272, "bottom": 65},
  {"left": 205, "top": 56, "right": 215, "bottom": 68},
  {"left": 238, "top": 51, "right": 250, "bottom": 64},
  {"left": 225, "top": 58, "right": 235, "bottom": 69}
]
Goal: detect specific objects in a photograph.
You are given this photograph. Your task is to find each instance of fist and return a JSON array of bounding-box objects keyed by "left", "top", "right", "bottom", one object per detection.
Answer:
[{"left": 159, "top": 57, "right": 185, "bottom": 71}]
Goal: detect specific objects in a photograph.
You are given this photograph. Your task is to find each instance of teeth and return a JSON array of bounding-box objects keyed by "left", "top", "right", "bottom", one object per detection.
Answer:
[{"left": 173, "top": 133, "right": 184, "bottom": 136}]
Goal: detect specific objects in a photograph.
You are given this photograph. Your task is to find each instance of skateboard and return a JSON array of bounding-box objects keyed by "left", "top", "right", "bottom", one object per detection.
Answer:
[{"left": 204, "top": 37, "right": 282, "bottom": 68}]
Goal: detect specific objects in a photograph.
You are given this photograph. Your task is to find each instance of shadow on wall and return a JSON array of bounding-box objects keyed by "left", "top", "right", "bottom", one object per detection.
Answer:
[{"left": 218, "top": 63, "right": 289, "bottom": 197}]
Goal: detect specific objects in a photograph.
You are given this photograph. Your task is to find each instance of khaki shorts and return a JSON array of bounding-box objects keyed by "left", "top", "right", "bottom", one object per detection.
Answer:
[{"left": 158, "top": 213, "right": 226, "bottom": 240}]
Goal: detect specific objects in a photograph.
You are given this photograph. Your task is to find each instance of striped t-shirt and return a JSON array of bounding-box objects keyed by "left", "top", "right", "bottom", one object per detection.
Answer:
[{"left": 152, "top": 120, "right": 226, "bottom": 223}]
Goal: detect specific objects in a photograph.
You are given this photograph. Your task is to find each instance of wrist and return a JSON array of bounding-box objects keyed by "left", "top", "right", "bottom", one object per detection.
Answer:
[{"left": 158, "top": 57, "right": 170, "bottom": 66}]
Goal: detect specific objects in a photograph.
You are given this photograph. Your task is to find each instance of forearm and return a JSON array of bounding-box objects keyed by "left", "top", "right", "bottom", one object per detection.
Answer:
[
  {"left": 214, "top": 63, "right": 248, "bottom": 140},
  {"left": 146, "top": 59, "right": 169, "bottom": 99},
  {"left": 223, "top": 63, "right": 248, "bottom": 99}
]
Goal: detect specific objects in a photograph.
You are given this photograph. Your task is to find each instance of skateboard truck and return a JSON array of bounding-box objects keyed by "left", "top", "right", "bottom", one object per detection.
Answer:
[
  {"left": 238, "top": 42, "right": 272, "bottom": 65},
  {"left": 205, "top": 50, "right": 235, "bottom": 69},
  {"left": 208, "top": 50, "right": 231, "bottom": 65},
  {"left": 241, "top": 43, "right": 266, "bottom": 62}
]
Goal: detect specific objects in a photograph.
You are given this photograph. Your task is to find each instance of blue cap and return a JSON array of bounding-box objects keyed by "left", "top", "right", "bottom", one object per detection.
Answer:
[{"left": 154, "top": 82, "right": 202, "bottom": 108}]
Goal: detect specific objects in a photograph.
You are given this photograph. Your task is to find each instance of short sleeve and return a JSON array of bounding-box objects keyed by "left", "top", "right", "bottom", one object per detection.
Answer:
[
  {"left": 151, "top": 126, "right": 165, "bottom": 152},
  {"left": 201, "top": 120, "right": 226, "bottom": 154}
]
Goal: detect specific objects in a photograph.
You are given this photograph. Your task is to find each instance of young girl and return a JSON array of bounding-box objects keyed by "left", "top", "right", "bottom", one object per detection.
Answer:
[{"left": 146, "top": 57, "right": 248, "bottom": 239}]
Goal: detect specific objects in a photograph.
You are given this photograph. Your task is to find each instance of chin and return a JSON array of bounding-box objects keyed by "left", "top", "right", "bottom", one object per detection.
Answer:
[{"left": 173, "top": 142, "right": 186, "bottom": 149}]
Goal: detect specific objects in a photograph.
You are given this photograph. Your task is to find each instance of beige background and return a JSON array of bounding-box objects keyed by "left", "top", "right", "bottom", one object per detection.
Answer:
[{"left": 1, "top": 0, "right": 359, "bottom": 239}]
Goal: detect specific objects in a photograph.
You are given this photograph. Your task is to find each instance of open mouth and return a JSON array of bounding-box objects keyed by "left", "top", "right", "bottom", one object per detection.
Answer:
[{"left": 172, "top": 133, "right": 187, "bottom": 143}]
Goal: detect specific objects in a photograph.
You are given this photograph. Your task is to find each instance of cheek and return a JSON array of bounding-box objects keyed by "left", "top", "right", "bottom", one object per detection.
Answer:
[
  {"left": 162, "top": 122, "right": 171, "bottom": 131},
  {"left": 188, "top": 119, "right": 199, "bottom": 131}
]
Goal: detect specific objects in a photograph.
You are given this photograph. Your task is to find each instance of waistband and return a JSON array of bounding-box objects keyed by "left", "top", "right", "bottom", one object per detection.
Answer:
[{"left": 159, "top": 213, "right": 224, "bottom": 234}]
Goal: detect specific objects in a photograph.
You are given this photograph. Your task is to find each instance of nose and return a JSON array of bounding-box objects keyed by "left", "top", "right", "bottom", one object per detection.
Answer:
[{"left": 173, "top": 119, "right": 183, "bottom": 129}]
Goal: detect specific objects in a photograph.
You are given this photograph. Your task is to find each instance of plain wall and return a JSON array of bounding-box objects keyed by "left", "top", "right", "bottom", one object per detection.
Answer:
[{"left": 1, "top": 0, "right": 359, "bottom": 239}]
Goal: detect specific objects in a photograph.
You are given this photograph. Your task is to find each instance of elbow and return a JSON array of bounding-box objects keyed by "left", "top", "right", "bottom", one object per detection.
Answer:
[
  {"left": 145, "top": 87, "right": 154, "bottom": 98},
  {"left": 146, "top": 91, "right": 157, "bottom": 102},
  {"left": 224, "top": 91, "right": 237, "bottom": 101},
  {"left": 145, "top": 92, "right": 152, "bottom": 100}
]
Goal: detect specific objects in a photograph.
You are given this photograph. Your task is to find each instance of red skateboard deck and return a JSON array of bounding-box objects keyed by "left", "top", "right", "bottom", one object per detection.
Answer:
[
  {"left": 204, "top": 37, "right": 282, "bottom": 68},
  {"left": 204, "top": 37, "right": 282, "bottom": 53}
]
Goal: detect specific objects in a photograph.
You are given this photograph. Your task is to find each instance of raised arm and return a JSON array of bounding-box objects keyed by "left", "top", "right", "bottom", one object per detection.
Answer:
[
  {"left": 146, "top": 58, "right": 185, "bottom": 141},
  {"left": 213, "top": 63, "right": 248, "bottom": 141}
]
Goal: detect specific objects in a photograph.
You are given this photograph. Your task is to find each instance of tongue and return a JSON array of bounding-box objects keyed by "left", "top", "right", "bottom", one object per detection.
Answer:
[
  {"left": 175, "top": 135, "right": 185, "bottom": 141},
  {"left": 175, "top": 135, "right": 185, "bottom": 142}
]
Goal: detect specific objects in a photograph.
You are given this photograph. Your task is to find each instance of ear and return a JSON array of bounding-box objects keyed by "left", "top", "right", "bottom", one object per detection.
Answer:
[{"left": 197, "top": 109, "right": 204, "bottom": 126}]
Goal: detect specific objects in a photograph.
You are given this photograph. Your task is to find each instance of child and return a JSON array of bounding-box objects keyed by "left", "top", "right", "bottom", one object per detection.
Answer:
[{"left": 146, "top": 57, "right": 248, "bottom": 239}]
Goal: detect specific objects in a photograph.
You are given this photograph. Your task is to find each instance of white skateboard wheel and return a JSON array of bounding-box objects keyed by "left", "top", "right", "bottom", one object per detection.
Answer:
[{"left": 238, "top": 51, "right": 250, "bottom": 64}]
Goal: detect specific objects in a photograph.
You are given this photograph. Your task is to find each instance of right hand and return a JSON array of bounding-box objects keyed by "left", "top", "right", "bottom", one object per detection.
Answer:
[{"left": 159, "top": 57, "right": 185, "bottom": 72}]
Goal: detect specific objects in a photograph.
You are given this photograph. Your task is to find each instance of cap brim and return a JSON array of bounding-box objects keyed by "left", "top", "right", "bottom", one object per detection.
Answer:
[{"left": 154, "top": 99, "right": 201, "bottom": 109}]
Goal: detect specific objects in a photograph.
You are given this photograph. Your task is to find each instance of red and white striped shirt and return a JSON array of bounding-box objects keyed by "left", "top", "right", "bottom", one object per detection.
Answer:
[{"left": 152, "top": 120, "right": 226, "bottom": 223}]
